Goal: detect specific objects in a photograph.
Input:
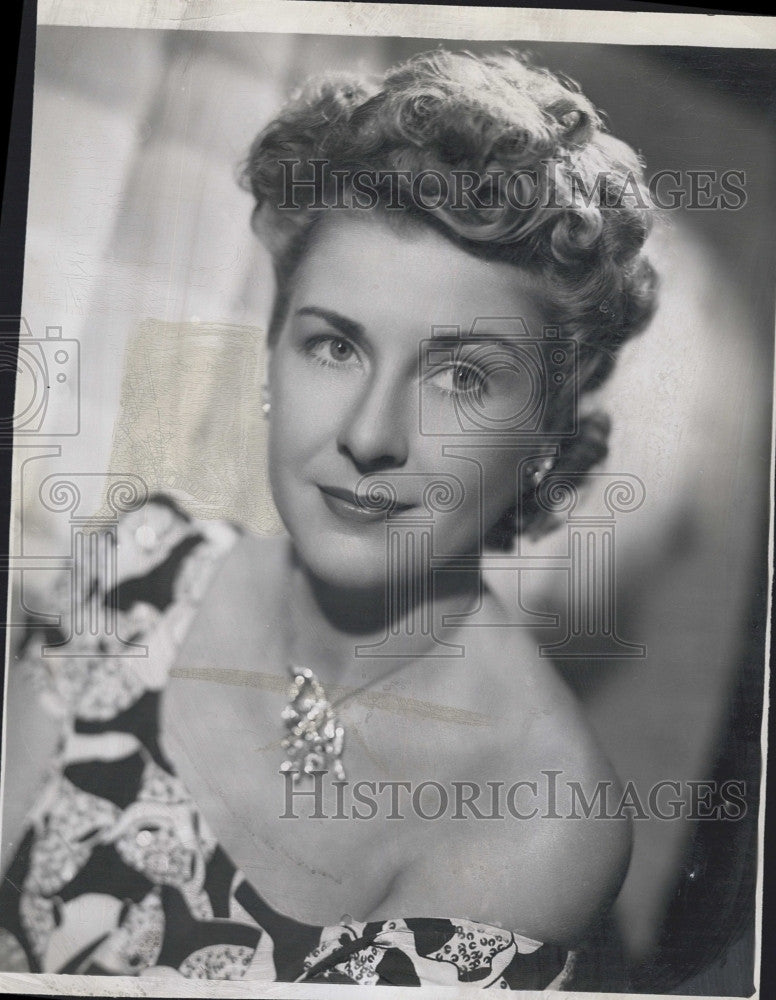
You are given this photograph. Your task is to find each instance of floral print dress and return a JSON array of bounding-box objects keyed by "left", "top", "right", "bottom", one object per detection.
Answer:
[{"left": 0, "top": 494, "right": 575, "bottom": 988}]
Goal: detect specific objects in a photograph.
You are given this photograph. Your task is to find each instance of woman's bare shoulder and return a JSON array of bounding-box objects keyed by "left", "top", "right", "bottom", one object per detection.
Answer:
[
  {"left": 488, "top": 671, "right": 632, "bottom": 945},
  {"left": 405, "top": 597, "right": 633, "bottom": 944}
]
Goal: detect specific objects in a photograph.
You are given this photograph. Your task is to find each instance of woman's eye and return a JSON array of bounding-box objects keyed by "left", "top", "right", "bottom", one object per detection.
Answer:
[
  {"left": 306, "top": 335, "right": 359, "bottom": 367},
  {"left": 327, "top": 338, "right": 354, "bottom": 362},
  {"left": 427, "top": 364, "right": 487, "bottom": 399}
]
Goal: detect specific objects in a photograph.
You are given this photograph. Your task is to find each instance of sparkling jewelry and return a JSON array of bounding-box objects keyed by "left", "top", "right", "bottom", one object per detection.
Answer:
[
  {"left": 280, "top": 666, "right": 346, "bottom": 781},
  {"left": 261, "top": 384, "right": 271, "bottom": 417},
  {"left": 526, "top": 457, "right": 555, "bottom": 486}
]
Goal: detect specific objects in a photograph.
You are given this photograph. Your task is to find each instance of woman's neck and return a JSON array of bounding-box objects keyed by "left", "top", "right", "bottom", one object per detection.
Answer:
[{"left": 282, "top": 541, "right": 482, "bottom": 688}]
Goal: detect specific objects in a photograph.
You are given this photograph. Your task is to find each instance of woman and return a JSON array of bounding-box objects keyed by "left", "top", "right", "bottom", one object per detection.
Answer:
[{"left": 0, "top": 49, "right": 657, "bottom": 986}]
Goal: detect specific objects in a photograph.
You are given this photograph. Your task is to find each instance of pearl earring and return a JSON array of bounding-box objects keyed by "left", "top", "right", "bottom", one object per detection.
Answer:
[{"left": 261, "top": 384, "right": 271, "bottom": 418}]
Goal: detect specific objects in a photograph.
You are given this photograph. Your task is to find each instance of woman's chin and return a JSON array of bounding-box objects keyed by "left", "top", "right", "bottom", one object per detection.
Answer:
[{"left": 293, "top": 535, "right": 391, "bottom": 593}]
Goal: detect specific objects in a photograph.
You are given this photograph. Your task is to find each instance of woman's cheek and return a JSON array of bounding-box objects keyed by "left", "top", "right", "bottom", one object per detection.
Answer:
[{"left": 273, "top": 372, "right": 343, "bottom": 453}]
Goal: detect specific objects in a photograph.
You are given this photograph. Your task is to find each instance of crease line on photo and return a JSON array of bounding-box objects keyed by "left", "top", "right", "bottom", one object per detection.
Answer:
[{"left": 169, "top": 666, "right": 489, "bottom": 725}]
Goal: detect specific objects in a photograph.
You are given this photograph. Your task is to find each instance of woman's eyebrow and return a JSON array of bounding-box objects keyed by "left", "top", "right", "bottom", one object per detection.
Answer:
[{"left": 295, "top": 306, "right": 365, "bottom": 342}]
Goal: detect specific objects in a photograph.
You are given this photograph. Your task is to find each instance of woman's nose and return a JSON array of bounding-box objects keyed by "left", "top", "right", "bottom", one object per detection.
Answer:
[{"left": 336, "top": 376, "right": 410, "bottom": 471}]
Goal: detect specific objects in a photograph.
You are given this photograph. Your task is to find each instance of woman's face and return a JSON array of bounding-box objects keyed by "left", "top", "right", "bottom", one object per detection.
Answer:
[{"left": 267, "top": 212, "right": 555, "bottom": 590}]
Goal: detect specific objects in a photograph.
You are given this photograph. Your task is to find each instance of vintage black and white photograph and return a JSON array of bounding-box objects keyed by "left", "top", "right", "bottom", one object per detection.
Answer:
[{"left": 0, "top": 1, "right": 773, "bottom": 996}]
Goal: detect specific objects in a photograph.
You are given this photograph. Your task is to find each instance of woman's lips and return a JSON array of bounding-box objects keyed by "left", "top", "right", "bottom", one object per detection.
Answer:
[{"left": 317, "top": 485, "right": 414, "bottom": 524}]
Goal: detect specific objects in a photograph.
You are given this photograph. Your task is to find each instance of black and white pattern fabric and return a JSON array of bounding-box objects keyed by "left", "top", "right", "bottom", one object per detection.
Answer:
[{"left": 0, "top": 494, "right": 575, "bottom": 987}]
